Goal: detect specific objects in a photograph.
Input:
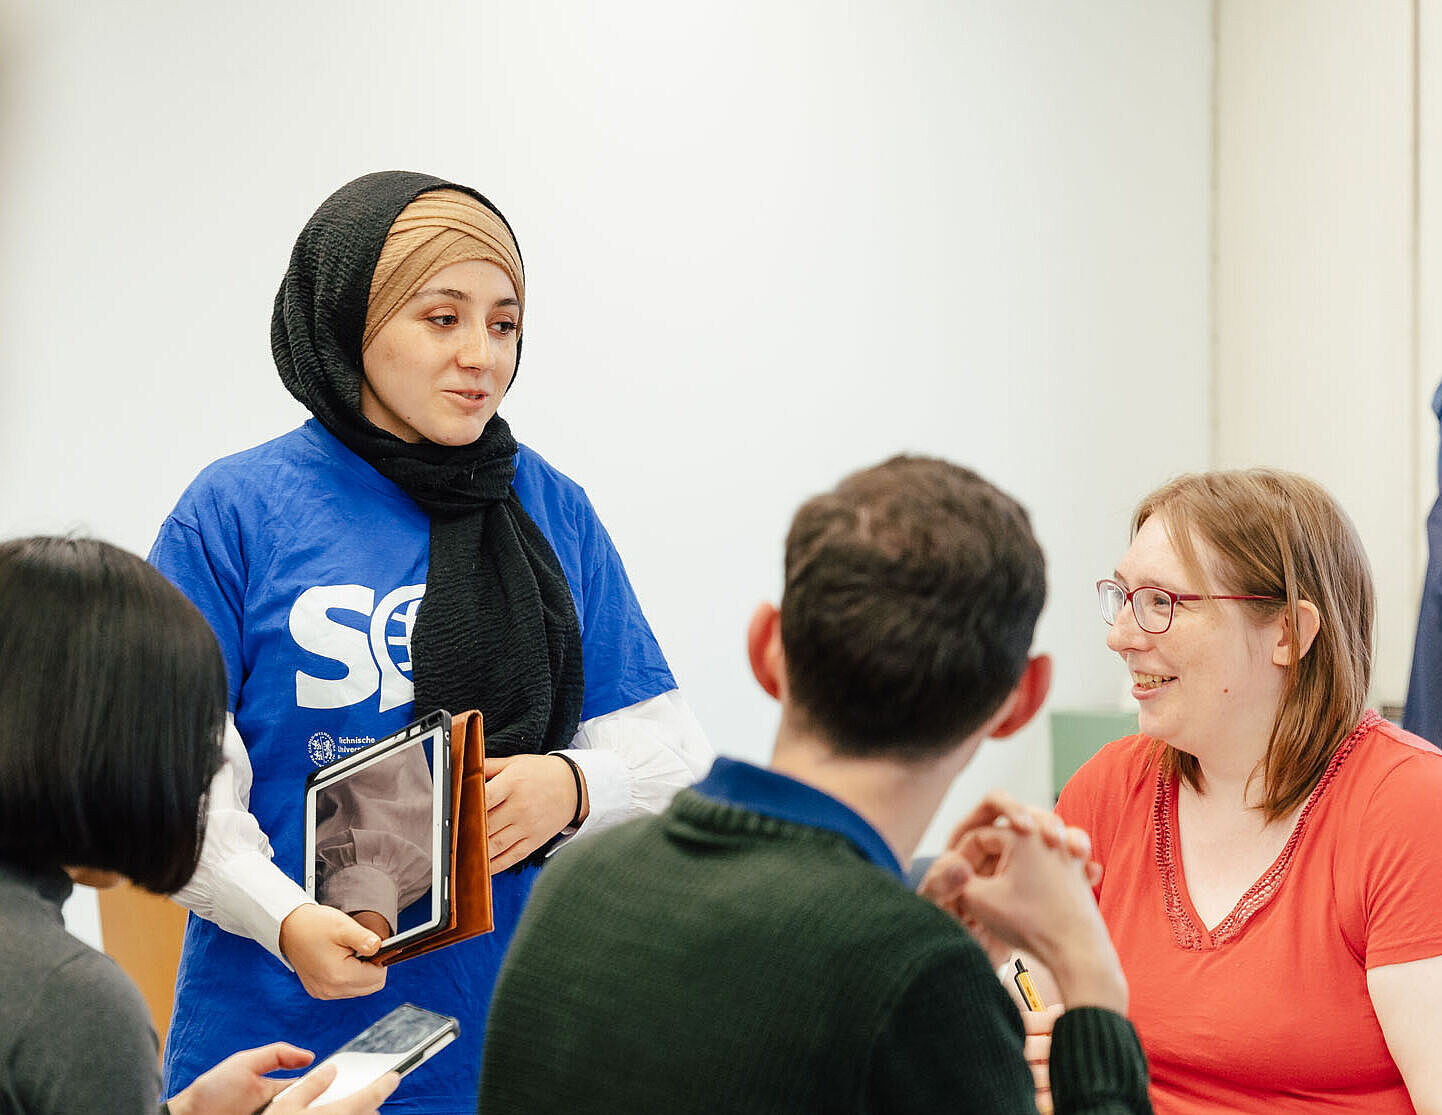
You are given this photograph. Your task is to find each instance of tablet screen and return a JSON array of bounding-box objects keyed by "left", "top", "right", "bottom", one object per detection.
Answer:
[{"left": 304, "top": 713, "right": 451, "bottom": 948}]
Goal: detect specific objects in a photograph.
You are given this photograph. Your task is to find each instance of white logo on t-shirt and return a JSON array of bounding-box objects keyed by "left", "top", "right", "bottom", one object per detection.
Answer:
[
  {"left": 307, "top": 732, "right": 337, "bottom": 764},
  {"left": 289, "top": 584, "right": 425, "bottom": 713}
]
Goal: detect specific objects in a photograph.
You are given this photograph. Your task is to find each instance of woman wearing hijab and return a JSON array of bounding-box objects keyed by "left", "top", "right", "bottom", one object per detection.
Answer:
[{"left": 150, "top": 172, "right": 713, "bottom": 1113}]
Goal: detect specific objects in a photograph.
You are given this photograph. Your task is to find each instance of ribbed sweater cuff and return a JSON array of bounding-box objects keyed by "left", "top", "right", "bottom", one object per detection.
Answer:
[{"left": 1050, "top": 1007, "right": 1150, "bottom": 1111}]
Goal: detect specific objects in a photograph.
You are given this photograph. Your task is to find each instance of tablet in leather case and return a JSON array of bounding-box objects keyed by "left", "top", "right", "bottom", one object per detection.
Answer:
[{"left": 376, "top": 709, "right": 493, "bottom": 965}]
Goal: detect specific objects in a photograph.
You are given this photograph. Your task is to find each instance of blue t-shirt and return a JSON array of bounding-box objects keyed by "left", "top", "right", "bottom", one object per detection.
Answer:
[{"left": 150, "top": 420, "right": 675, "bottom": 1113}]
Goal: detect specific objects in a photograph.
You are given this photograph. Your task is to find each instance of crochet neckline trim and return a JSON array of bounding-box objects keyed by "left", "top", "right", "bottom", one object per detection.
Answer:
[{"left": 1154, "top": 711, "right": 1380, "bottom": 949}]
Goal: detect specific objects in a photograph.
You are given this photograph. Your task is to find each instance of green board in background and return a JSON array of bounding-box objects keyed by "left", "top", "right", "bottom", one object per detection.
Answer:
[{"left": 1049, "top": 709, "right": 1140, "bottom": 802}]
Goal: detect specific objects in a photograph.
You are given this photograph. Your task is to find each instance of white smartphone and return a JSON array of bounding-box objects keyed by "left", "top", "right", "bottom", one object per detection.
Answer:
[{"left": 274, "top": 1003, "right": 459, "bottom": 1105}]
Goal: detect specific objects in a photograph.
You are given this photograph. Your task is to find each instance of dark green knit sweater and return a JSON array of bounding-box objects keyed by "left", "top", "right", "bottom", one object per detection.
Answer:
[{"left": 479, "top": 789, "right": 1149, "bottom": 1114}]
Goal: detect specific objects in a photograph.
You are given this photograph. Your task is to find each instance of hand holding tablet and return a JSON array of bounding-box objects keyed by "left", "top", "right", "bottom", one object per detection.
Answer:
[
  {"left": 304, "top": 710, "right": 454, "bottom": 951},
  {"left": 302, "top": 709, "right": 494, "bottom": 967}
]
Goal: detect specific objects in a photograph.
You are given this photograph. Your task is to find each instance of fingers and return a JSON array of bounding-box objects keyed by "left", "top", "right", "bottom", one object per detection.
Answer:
[
  {"left": 376, "top": 1070, "right": 403, "bottom": 1100},
  {"left": 336, "top": 916, "right": 384, "bottom": 959},
  {"left": 260, "top": 1075, "right": 299, "bottom": 1104},
  {"left": 314, "top": 1070, "right": 401, "bottom": 1113},
  {"left": 1057, "top": 821, "right": 1091, "bottom": 861},
  {"left": 313, "top": 961, "right": 386, "bottom": 999},
  {"left": 483, "top": 762, "right": 537, "bottom": 830},
  {"left": 483, "top": 754, "right": 515, "bottom": 778},
  {"left": 919, "top": 826, "right": 1015, "bottom": 920},
  {"left": 959, "top": 831, "right": 1109, "bottom": 975},
  {"left": 271, "top": 1062, "right": 339, "bottom": 1110},
  {"left": 1017, "top": 808, "right": 1090, "bottom": 861},
  {"left": 946, "top": 789, "right": 1037, "bottom": 846},
  {"left": 953, "top": 825, "right": 1016, "bottom": 870},
  {"left": 280, "top": 905, "right": 388, "bottom": 999},
  {"left": 1023, "top": 1005, "right": 1060, "bottom": 1115},
  {"left": 488, "top": 824, "right": 537, "bottom": 874},
  {"left": 349, "top": 909, "right": 393, "bottom": 942},
  {"left": 281, "top": 903, "right": 382, "bottom": 957},
  {"left": 226, "top": 1042, "right": 315, "bottom": 1075},
  {"left": 946, "top": 791, "right": 1096, "bottom": 867},
  {"left": 1022, "top": 1003, "right": 1064, "bottom": 1036},
  {"left": 270, "top": 1064, "right": 399, "bottom": 1114},
  {"left": 917, "top": 848, "right": 973, "bottom": 904},
  {"left": 484, "top": 756, "right": 576, "bottom": 873},
  {"left": 311, "top": 924, "right": 386, "bottom": 996}
]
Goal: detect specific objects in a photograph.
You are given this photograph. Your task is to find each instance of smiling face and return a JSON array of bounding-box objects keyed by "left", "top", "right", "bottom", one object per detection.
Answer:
[
  {"left": 1107, "top": 515, "right": 1289, "bottom": 766},
  {"left": 359, "top": 259, "right": 520, "bottom": 446}
]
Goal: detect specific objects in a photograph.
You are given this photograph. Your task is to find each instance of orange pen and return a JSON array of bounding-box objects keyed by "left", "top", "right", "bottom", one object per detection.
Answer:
[{"left": 1013, "top": 957, "right": 1047, "bottom": 1012}]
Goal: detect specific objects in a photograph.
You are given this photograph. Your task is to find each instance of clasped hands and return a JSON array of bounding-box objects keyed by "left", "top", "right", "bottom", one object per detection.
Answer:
[
  {"left": 916, "top": 790, "right": 1125, "bottom": 1014},
  {"left": 917, "top": 791, "right": 1124, "bottom": 1115}
]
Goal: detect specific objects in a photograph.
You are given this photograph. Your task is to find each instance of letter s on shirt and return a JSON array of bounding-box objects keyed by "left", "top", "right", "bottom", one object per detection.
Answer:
[
  {"left": 291, "top": 585, "right": 378, "bottom": 709},
  {"left": 289, "top": 583, "right": 424, "bottom": 713}
]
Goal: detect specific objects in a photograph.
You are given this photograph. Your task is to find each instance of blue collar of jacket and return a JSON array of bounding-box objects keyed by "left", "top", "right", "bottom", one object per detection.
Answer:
[{"left": 692, "top": 756, "right": 903, "bottom": 879}]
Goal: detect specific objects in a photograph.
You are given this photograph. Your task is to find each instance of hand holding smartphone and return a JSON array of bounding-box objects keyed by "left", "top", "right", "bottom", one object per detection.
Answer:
[{"left": 271, "top": 1004, "right": 459, "bottom": 1108}]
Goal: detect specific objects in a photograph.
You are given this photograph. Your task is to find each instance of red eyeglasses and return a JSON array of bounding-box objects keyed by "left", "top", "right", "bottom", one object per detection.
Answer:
[{"left": 1096, "top": 578, "right": 1281, "bottom": 635}]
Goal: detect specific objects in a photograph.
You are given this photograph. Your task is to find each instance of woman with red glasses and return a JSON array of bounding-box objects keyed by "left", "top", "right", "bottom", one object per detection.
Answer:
[{"left": 1055, "top": 469, "right": 1442, "bottom": 1113}]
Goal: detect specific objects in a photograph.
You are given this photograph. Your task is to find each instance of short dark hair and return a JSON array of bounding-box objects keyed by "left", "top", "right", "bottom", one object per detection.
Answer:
[
  {"left": 0, "top": 537, "right": 227, "bottom": 893},
  {"left": 780, "top": 456, "right": 1046, "bottom": 760}
]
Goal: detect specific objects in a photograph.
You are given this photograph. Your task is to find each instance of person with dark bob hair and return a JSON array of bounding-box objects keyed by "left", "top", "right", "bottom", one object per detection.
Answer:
[
  {"left": 0, "top": 536, "right": 223, "bottom": 892},
  {"left": 1050, "top": 469, "right": 1442, "bottom": 1112},
  {"left": 0, "top": 536, "right": 397, "bottom": 1114}
]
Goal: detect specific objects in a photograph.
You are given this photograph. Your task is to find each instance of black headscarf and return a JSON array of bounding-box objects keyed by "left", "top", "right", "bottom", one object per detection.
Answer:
[{"left": 271, "top": 171, "right": 584, "bottom": 761}]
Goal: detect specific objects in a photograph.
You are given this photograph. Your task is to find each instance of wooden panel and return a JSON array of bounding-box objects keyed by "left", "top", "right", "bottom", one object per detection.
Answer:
[{"left": 96, "top": 883, "right": 188, "bottom": 1054}]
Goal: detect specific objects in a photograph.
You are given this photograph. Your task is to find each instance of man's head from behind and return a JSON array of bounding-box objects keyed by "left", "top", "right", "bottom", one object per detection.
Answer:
[{"left": 766, "top": 455, "right": 1047, "bottom": 762}]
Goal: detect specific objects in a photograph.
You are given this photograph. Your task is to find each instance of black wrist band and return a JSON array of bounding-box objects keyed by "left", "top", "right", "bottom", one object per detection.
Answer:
[{"left": 554, "top": 752, "right": 585, "bottom": 829}]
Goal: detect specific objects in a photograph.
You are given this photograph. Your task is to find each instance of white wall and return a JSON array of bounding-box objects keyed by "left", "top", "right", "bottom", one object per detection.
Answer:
[
  {"left": 1214, "top": 0, "right": 1420, "bottom": 708},
  {"left": 0, "top": 0, "right": 1212, "bottom": 928},
  {"left": 1424, "top": 1, "right": 1442, "bottom": 610}
]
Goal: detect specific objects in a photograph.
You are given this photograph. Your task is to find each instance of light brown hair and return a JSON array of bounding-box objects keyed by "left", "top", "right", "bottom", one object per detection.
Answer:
[{"left": 1133, "top": 469, "right": 1373, "bottom": 820}]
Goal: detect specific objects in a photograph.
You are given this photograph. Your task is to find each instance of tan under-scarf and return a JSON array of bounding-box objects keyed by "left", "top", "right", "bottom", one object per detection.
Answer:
[{"left": 362, "top": 188, "right": 525, "bottom": 352}]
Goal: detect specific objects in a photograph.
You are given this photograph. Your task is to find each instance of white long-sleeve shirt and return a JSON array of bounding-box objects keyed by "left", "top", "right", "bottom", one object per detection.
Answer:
[{"left": 172, "top": 689, "right": 713, "bottom": 963}]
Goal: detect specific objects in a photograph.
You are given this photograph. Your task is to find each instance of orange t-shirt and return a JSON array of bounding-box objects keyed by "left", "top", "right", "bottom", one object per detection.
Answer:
[{"left": 1057, "top": 713, "right": 1442, "bottom": 1114}]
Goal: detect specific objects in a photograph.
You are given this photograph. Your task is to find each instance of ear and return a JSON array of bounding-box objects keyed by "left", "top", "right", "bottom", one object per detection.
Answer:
[
  {"left": 1272, "top": 600, "right": 1322, "bottom": 667},
  {"left": 989, "top": 654, "right": 1052, "bottom": 739},
  {"left": 746, "top": 602, "right": 785, "bottom": 701}
]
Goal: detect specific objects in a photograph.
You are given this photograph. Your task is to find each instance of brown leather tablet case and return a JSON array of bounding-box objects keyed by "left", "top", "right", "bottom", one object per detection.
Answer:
[{"left": 375, "top": 710, "right": 493, "bottom": 965}]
